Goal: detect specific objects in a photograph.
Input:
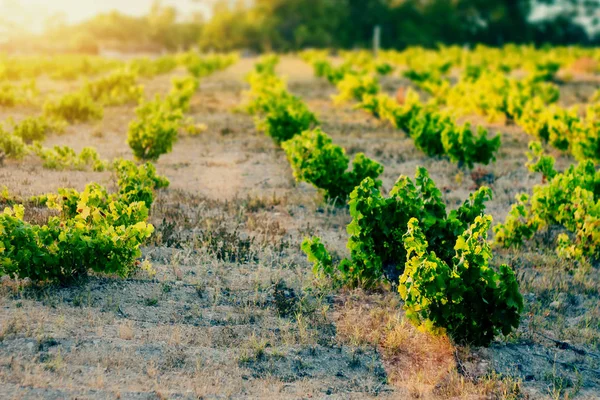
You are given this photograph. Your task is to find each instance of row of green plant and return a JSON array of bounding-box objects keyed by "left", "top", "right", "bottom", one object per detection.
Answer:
[
  {"left": 180, "top": 52, "right": 239, "bottom": 78},
  {"left": 0, "top": 80, "right": 38, "bottom": 107},
  {"left": 360, "top": 50, "right": 600, "bottom": 163},
  {"left": 494, "top": 141, "right": 600, "bottom": 262},
  {"left": 0, "top": 52, "right": 236, "bottom": 82},
  {"left": 82, "top": 68, "right": 144, "bottom": 106},
  {"left": 127, "top": 53, "right": 238, "bottom": 161},
  {"left": 127, "top": 54, "right": 237, "bottom": 161},
  {"left": 0, "top": 54, "right": 122, "bottom": 81},
  {"left": 0, "top": 115, "right": 109, "bottom": 171},
  {"left": 516, "top": 99, "right": 600, "bottom": 163},
  {"left": 127, "top": 75, "right": 198, "bottom": 161},
  {"left": 0, "top": 160, "right": 168, "bottom": 282},
  {"left": 243, "top": 55, "right": 318, "bottom": 144},
  {"left": 0, "top": 116, "right": 65, "bottom": 161},
  {"left": 128, "top": 55, "right": 178, "bottom": 78},
  {"left": 302, "top": 167, "right": 523, "bottom": 347},
  {"left": 244, "top": 56, "right": 383, "bottom": 201},
  {"left": 428, "top": 67, "right": 600, "bottom": 163},
  {"left": 31, "top": 143, "right": 107, "bottom": 172},
  {"left": 359, "top": 90, "right": 500, "bottom": 168},
  {"left": 41, "top": 68, "right": 146, "bottom": 123},
  {"left": 302, "top": 55, "right": 501, "bottom": 168},
  {"left": 42, "top": 90, "right": 104, "bottom": 123},
  {"left": 375, "top": 46, "right": 582, "bottom": 84},
  {"left": 442, "top": 71, "right": 559, "bottom": 122}
]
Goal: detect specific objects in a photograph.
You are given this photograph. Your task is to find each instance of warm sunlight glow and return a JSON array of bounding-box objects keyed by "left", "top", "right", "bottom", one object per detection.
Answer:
[{"left": 0, "top": 0, "right": 208, "bottom": 32}]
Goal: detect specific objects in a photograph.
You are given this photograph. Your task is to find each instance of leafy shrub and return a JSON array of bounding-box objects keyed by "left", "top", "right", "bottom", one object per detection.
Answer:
[
  {"left": 242, "top": 72, "right": 288, "bottom": 115},
  {"left": 113, "top": 159, "right": 170, "bottom": 209},
  {"left": 184, "top": 53, "right": 238, "bottom": 78},
  {"left": 243, "top": 62, "right": 318, "bottom": 144},
  {"left": 127, "top": 96, "right": 183, "bottom": 161},
  {"left": 0, "top": 128, "right": 27, "bottom": 160},
  {"left": 32, "top": 143, "right": 107, "bottom": 171},
  {"left": 0, "top": 203, "right": 154, "bottom": 282},
  {"left": 129, "top": 55, "right": 178, "bottom": 77},
  {"left": 282, "top": 128, "right": 383, "bottom": 201},
  {"left": 494, "top": 145, "right": 600, "bottom": 261},
  {"left": 43, "top": 91, "right": 103, "bottom": 123},
  {"left": 126, "top": 71, "right": 205, "bottom": 161},
  {"left": 0, "top": 80, "right": 38, "bottom": 107},
  {"left": 166, "top": 75, "right": 199, "bottom": 113},
  {"left": 254, "top": 54, "right": 279, "bottom": 75},
  {"left": 10, "top": 116, "right": 66, "bottom": 143},
  {"left": 0, "top": 83, "right": 17, "bottom": 107},
  {"left": 333, "top": 73, "right": 380, "bottom": 104},
  {"left": 374, "top": 62, "right": 394, "bottom": 75},
  {"left": 445, "top": 72, "right": 559, "bottom": 123},
  {"left": 83, "top": 69, "right": 143, "bottom": 106},
  {"left": 400, "top": 216, "right": 523, "bottom": 347},
  {"left": 360, "top": 91, "right": 500, "bottom": 168},
  {"left": 527, "top": 60, "right": 561, "bottom": 82},
  {"left": 303, "top": 167, "right": 491, "bottom": 286},
  {"left": 311, "top": 60, "right": 353, "bottom": 85},
  {"left": 258, "top": 95, "right": 318, "bottom": 144},
  {"left": 0, "top": 160, "right": 168, "bottom": 282}
]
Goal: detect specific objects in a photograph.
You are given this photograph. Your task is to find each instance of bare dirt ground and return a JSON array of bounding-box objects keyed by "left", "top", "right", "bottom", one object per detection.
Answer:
[{"left": 1, "top": 56, "right": 600, "bottom": 399}]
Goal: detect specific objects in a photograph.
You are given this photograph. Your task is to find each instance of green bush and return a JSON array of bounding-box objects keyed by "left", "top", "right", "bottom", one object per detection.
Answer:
[
  {"left": 494, "top": 144, "right": 600, "bottom": 261},
  {"left": 0, "top": 203, "right": 153, "bottom": 282},
  {"left": 0, "top": 128, "right": 27, "bottom": 160},
  {"left": 0, "top": 160, "right": 168, "bottom": 283},
  {"left": 43, "top": 91, "right": 103, "bottom": 123},
  {"left": 243, "top": 60, "right": 318, "bottom": 144},
  {"left": 441, "top": 121, "right": 501, "bottom": 169},
  {"left": 32, "top": 143, "right": 107, "bottom": 171},
  {"left": 127, "top": 97, "right": 183, "bottom": 161},
  {"left": 282, "top": 128, "right": 383, "bottom": 201},
  {"left": 113, "top": 159, "right": 170, "bottom": 209},
  {"left": 359, "top": 91, "right": 500, "bottom": 168},
  {"left": 129, "top": 56, "right": 178, "bottom": 77},
  {"left": 408, "top": 109, "right": 501, "bottom": 168},
  {"left": 166, "top": 76, "right": 199, "bottom": 113},
  {"left": 10, "top": 116, "right": 66, "bottom": 143},
  {"left": 400, "top": 215, "right": 523, "bottom": 347},
  {"left": 254, "top": 54, "right": 279, "bottom": 75},
  {"left": 83, "top": 68, "right": 143, "bottom": 106},
  {"left": 0, "top": 83, "right": 17, "bottom": 107},
  {"left": 183, "top": 53, "right": 238, "bottom": 78},
  {"left": 242, "top": 72, "right": 288, "bottom": 115},
  {"left": 333, "top": 73, "right": 379, "bottom": 104},
  {"left": 303, "top": 167, "right": 491, "bottom": 286},
  {"left": 258, "top": 95, "right": 318, "bottom": 144}
]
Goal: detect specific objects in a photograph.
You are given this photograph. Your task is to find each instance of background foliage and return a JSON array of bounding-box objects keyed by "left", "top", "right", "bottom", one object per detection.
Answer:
[{"left": 2, "top": 0, "right": 598, "bottom": 53}]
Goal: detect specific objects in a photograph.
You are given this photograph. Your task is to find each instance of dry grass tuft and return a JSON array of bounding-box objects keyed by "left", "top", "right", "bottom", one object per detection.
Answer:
[
  {"left": 118, "top": 322, "right": 134, "bottom": 340},
  {"left": 334, "top": 290, "right": 522, "bottom": 399}
]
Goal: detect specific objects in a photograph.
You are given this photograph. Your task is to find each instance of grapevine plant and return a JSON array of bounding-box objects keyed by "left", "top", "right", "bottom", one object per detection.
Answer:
[
  {"left": 83, "top": 68, "right": 144, "bottom": 106},
  {"left": 303, "top": 167, "right": 522, "bottom": 346},
  {"left": 127, "top": 76, "right": 200, "bottom": 161},
  {"left": 31, "top": 143, "right": 107, "bottom": 171},
  {"left": 358, "top": 90, "right": 501, "bottom": 168},
  {"left": 127, "top": 96, "right": 183, "bottom": 161},
  {"left": 0, "top": 160, "right": 168, "bottom": 282},
  {"left": 43, "top": 91, "right": 104, "bottom": 123},
  {"left": 303, "top": 167, "right": 492, "bottom": 286},
  {"left": 400, "top": 216, "right": 522, "bottom": 347},
  {"left": 494, "top": 142, "right": 600, "bottom": 262},
  {"left": 282, "top": 128, "right": 383, "bottom": 201},
  {"left": 243, "top": 56, "right": 318, "bottom": 145}
]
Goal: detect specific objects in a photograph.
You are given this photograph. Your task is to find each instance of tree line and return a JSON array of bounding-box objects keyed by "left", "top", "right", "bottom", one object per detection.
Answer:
[{"left": 3, "top": 0, "right": 598, "bottom": 53}]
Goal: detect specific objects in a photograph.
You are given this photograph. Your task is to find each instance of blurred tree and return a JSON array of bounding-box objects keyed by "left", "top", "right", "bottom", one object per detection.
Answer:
[{"left": 7, "top": 0, "right": 595, "bottom": 53}]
